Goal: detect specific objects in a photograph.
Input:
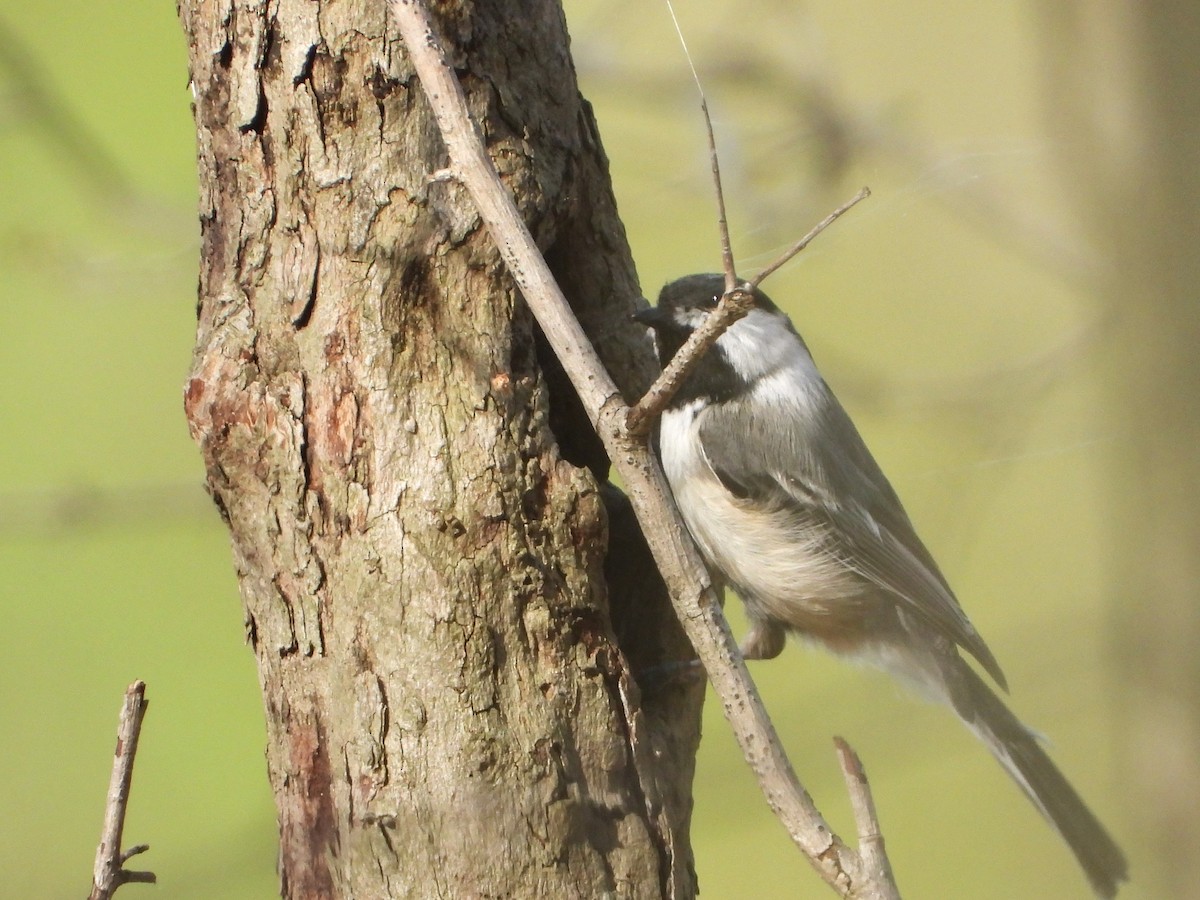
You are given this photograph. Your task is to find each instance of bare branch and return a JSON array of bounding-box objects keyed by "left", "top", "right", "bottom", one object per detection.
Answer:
[
  {"left": 625, "top": 186, "right": 869, "bottom": 438},
  {"left": 89, "top": 681, "right": 155, "bottom": 900},
  {"left": 835, "top": 737, "right": 898, "bottom": 900},
  {"left": 703, "top": 97, "right": 738, "bottom": 293},
  {"left": 664, "top": 0, "right": 736, "bottom": 290},
  {"left": 389, "top": 2, "right": 900, "bottom": 896},
  {"left": 626, "top": 285, "right": 756, "bottom": 437},
  {"left": 750, "top": 186, "right": 871, "bottom": 289}
]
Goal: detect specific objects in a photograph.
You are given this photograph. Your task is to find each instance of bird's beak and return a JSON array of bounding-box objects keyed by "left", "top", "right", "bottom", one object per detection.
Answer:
[{"left": 631, "top": 304, "right": 669, "bottom": 328}]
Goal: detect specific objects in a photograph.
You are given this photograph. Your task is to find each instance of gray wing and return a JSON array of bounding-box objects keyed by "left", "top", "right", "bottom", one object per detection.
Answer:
[{"left": 697, "top": 389, "right": 1008, "bottom": 690}]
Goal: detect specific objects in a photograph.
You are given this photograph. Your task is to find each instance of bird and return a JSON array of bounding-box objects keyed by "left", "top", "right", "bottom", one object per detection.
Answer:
[{"left": 633, "top": 272, "right": 1128, "bottom": 897}]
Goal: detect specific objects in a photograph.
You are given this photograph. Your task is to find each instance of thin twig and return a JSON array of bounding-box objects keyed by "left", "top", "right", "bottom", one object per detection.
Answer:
[
  {"left": 625, "top": 64, "right": 868, "bottom": 437},
  {"left": 89, "top": 681, "right": 155, "bottom": 900},
  {"left": 626, "top": 285, "right": 756, "bottom": 437},
  {"left": 704, "top": 98, "right": 738, "bottom": 293},
  {"left": 665, "top": 0, "right": 736, "bottom": 291},
  {"left": 834, "top": 737, "right": 898, "bottom": 900},
  {"left": 624, "top": 185, "right": 869, "bottom": 437},
  {"left": 389, "top": 2, "right": 899, "bottom": 897},
  {"left": 750, "top": 186, "right": 871, "bottom": 289}
]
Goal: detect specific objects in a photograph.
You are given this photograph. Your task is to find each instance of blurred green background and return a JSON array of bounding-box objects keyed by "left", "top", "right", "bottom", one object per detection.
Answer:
[{"left": 0, "top": 1, "right": 1179, "bottom": 897}]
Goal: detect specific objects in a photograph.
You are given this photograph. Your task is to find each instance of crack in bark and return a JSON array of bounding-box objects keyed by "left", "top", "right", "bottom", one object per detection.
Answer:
[{"left": 182, "top": 0, "right": 702, "bottom": 895}]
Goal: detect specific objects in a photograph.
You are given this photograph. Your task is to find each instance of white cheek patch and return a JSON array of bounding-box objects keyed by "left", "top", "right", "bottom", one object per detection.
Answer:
[
  {"left": 676, "top": 307, "right": 711, "bottom": 329},
  {"left": 719, "top": 309, "right": 818, "bottom": 385}
]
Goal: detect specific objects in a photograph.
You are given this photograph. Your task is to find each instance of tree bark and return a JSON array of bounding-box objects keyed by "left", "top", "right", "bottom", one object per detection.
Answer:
[{"left": 179, "top": 1, "right": 703, "bottom": 896}]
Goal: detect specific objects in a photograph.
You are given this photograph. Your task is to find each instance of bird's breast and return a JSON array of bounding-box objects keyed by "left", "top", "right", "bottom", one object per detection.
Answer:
[{"left": 658, "top": 401, "right": 867, "bottom": 630}]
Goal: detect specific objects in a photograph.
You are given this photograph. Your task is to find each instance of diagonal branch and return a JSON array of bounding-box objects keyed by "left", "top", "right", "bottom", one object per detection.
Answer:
[
  {"left": 626, "top": 284, "right": 756, "bottom": 437},
  {"left": 389, "top": 2, "right": 899, "bottom": 897},
  {"left": 625, "top": 185, "right": 867, "bottom": 437},
  {"left": 750, "top": 186, "right": 871, "bottom": 289},
  {"left": 89, "top": 681, "right": 155, "bottom": 900}
]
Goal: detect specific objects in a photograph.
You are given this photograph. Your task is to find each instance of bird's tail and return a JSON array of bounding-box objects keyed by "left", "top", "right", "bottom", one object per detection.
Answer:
[{"left": 948, "top": 662, "right": 1128, "bottom": 897}]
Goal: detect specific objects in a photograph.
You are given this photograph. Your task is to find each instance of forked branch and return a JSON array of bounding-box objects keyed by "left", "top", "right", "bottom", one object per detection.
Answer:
[
  {"left": 625, "top": 284, "right": 756, "bottom": 437},
  {"left": 88, "top": 681, "right": 155, "bottom": 900},
  {"left": 624, "top": 184, "right": 869, "bottom": 436},
  {"left": 645, "top": 0, "right": 870, "bottom": 430},
  {"left": 389, "top": 1, "right": 898, "bottom": 896}
]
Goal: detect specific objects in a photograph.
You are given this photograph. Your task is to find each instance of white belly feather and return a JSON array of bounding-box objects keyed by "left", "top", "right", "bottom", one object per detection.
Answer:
[{"left": 658, "top": 399, "right": 865, "bottom": 626}]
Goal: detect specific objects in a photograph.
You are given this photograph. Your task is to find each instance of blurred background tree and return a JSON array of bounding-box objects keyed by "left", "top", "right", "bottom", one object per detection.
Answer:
[
  {"left": 1, "top": 1, "right": 1193, "bottom": 897},
  {"left": 1038, "top": 4, "right": 1200, "bottom": 898}
]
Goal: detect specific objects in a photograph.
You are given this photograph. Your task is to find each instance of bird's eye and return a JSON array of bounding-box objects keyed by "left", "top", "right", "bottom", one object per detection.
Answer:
[{"left": 696, "top": 293, "right": 719, "bottom": 310}]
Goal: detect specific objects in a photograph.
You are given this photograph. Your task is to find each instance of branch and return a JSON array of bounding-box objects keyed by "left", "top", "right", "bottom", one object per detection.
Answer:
[
  {"left": 704, "top": 95, "right": 738, "bottom": 294},
  {"left": 634, "top": 5, "right": 868, "bottom": 436},
  {"left": 625, "top": 185, "right": 867, "bottom": 437},
  {"left": 626, "top": 285, "right": 755, "bottom": 437},
  {"left": 835, "top": 737, "right": 898, "bottom": 899},
  {"left": 389, "top": 2, "right": 899, "bottom": 896},
  {"left": 89, "top": 681, "right": 155, "bottom": 900},
  {"left": 750, "top": 186, "right": 871, "bottom": 289},
  {"left": 664, "top": 0, "right": 737, "bottom": 291}
]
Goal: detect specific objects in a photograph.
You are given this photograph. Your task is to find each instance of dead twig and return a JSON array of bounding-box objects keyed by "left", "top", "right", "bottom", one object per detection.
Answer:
[
  {"left": 389, "top": 1, "right": 899, "bottom": 896},
  {"left": 624, "top": 184, "right": 870, "bottom": 437},
  {"left": 664, "top": 1, "right": 737, "bottom": 291},
  {"left": 88, "top": 681, "right": 155, "bottom": 900},
  {"left": 625, "top": 284, "right": 756, "bottom": 437},
  {"left": 635, "top": 2, "right": 870, "bottom": 433},
  {"left": 835, "top": 737, "right": 898, "bottom": 898},
  {"left": 750, "top": 186, "right": 871, "bottom": 288}
]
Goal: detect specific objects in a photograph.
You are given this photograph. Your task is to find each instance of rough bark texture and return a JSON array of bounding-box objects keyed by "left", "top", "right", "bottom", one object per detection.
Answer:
[{"left": 179, "top": 1, "right": 704, "bottom": 896}]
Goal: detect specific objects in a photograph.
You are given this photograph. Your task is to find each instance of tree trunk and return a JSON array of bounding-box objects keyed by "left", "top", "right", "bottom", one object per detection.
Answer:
[
  {"left": 179, "top": 1, "right": 704, "bottom": 896},
  {"left": 1039, "top": 3, "right": 1200, "bottom": 897}
]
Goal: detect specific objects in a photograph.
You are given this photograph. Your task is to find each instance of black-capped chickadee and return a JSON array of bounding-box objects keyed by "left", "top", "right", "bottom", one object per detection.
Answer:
[{"left": 633, "top": 273, "right": 1127, "bottom": 897}]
